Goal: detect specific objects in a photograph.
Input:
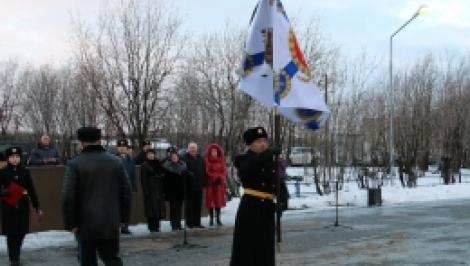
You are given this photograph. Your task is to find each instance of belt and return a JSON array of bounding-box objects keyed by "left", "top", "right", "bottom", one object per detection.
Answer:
[{"left": 244, "top": 188, "right": 275, "bottom": 200}]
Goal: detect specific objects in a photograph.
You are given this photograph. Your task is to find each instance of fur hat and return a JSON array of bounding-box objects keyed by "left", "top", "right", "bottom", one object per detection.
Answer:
[
  {"left": 5, "top": 147, "right": 22, "bottom": 158},
  {"left": 243, "top": 126, "right": 268, "bottom": 145},
  {"left": 77, "top": 127, "right": 101, "bottom": 142},
  {"left": 117, "top": 139, "right": 128, "bottom": 147}
]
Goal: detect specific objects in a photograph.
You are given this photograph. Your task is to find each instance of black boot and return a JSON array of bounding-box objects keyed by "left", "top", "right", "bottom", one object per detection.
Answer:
[
  {"left": 209, "top": 208, "right": 214, "bottom": 226},
  {"left": 216, "top": 208, "right": 223, "bottom": 226}
]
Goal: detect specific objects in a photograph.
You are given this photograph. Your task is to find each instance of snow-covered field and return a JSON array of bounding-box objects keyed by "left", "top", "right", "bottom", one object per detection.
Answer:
[{"left": 2, "top": 166, "right": 470, "bottom": 251}]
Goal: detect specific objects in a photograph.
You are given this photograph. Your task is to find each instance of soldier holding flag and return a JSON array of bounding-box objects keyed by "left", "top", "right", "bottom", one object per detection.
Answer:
[{"left": 230, "top": 127, "right": 284, "bottom": 266}]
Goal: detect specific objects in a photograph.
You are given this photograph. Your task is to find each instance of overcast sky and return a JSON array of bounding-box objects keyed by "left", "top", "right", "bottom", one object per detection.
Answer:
[{"left": 1, "top": 0, "right": 468, "bottom": 68}]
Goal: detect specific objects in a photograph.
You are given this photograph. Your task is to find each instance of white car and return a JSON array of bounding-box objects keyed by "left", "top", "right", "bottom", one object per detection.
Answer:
[{"left": 289, "top": 147, "right": 315, "bottom": 166}]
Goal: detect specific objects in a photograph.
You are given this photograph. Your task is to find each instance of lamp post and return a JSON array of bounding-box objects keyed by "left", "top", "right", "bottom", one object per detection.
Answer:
[{"left": 389, "top": 4, "right": 428, "bottom": 180}]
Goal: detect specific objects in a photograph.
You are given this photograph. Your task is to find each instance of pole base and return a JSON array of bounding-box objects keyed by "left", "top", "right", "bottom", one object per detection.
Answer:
[{"left": 172, "top": 242, "right": 208, "bottom": 251}]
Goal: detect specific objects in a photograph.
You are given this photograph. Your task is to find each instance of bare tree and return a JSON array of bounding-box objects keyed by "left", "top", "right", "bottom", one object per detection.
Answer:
[{"left": 72, "top": 0, "right": 187, "bottom": 145}]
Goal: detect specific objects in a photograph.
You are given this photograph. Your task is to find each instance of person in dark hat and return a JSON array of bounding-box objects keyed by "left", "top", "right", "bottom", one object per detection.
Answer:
[
  {"left": 115, "top": 139, "right": 137, "bottom": 235},
  {"left": 162, "top": 146, "right": 177, "bottom": 164},
  {"left": 230, "top": 126, "right": 284, "bottom": 266},
  {"left": 62, "top": 127, "right": 131, "bottom": 266},
  {"left": 140, "top": 149, "right": 165, "bottom": 232},
  {"left": 135, "top": 140, "right": 152, "bottom": 165},
  {"left": 0, "top": 146, "right": 41, "bottom": 265},
  {"left": 162, "top": 149, "right": 186, "bottom": 231}
]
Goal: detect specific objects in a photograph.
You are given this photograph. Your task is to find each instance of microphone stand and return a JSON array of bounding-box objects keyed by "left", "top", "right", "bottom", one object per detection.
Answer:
[
  {"left": 324, "top": 180, "right": 353, "bottom": 231},
  {"left": 172, "top": 170, "right": 207, "bottom": 250}
]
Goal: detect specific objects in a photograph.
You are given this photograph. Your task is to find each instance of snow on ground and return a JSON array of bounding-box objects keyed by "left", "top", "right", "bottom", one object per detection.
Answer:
[{"left": 2, "top": 166, "right": 470, "bottom": 251}]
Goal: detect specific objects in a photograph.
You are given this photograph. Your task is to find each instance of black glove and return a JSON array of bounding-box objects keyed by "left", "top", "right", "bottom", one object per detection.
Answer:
[
  {"left": 275, "top": 202, "right": 285, "bottom": 213},
  {"left": 269, "top": 144, "right": 282, "bottom": 155},
  {"left": 1, "top": 188, "right": 9, "bottom": 197}
]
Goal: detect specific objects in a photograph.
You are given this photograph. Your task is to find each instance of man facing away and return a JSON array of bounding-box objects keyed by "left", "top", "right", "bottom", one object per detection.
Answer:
[
  {"left": 181, "top": 142, "right": 207, "bottom": 229},
  {"left": 61, "top": 127, "right": 131, "bottom": 266}
]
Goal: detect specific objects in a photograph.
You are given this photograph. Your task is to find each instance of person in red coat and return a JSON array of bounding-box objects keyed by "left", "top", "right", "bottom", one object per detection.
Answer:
[{"left": 204, "top": 143, "right": 227, "bottom": 226}]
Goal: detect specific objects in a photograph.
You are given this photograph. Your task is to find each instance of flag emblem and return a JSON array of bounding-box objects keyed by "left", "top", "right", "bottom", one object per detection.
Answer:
[{"left": 238, "top": 0, "right": 330, "bottom": 130}]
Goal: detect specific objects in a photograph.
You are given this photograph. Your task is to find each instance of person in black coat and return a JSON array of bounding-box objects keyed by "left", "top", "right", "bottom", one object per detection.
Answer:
[
  {"left": 0, "top": 146, "right": 41, "bottom": 265},
  {"left": 230, "top": 127, "right": 284, "bottom": 266},
  {"left": 181, "top": 143, "right": 207, "bottom": 229},
  {"left": 140, "top": 149, "right": 166, "bottom": 232},
  {"left": 162, "top": 151, "right": 186, "bottom": 231},
  {"left": 61, "top": 127, "right": 131, "bottom": 266},
  {"left": 135, "top": 140, "right": 152, "bottom": 165}
]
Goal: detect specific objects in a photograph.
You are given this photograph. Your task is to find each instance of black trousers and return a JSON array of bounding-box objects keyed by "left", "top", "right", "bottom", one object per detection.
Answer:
[
  {"left": 79, "top": 239, "right": 123, "bottom": 266},
  {"left": 169, "top": 200, "right": 183, "bottom": 230},
  {"left": 146, "top": 216, "right": 161, "bottom": 232},
  {"left": 6, "top": 234, "right": 25, "bottom": 263},
  {"left": 186, "top": 190, "right": 203, "bottom": 227}
]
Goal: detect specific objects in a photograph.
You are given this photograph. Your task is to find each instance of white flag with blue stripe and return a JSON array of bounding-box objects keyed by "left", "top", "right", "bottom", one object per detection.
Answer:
[{"left": 238, "top": 0, "right": 330, "bottom": 130}]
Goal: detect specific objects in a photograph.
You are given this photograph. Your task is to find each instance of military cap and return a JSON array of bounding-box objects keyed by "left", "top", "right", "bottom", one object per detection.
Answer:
[
  {"left": 5, "top": 147, "right": 22, "bottom": 158},
  {"left": 243, "top": 126, "right": 268, "bottom": 145},
  {"left": 117, "top": 139, "right": 128, "bottom": 147},
  {"left": 142, "top": 140, "right": 151, "bottom": 146},
  {"left": 77, "top": 127, "right": 101, "bottom": 142}
]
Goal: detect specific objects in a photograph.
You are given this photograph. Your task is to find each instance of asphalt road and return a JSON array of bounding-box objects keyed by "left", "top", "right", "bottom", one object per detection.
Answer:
[{"left": 2, "top": 199, "right": 470, "bottom": 265}]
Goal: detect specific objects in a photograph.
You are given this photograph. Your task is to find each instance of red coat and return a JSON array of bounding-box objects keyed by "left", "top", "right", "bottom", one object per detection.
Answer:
[{"left": 205, "top": 143, "right": 227, "bottom": 209}]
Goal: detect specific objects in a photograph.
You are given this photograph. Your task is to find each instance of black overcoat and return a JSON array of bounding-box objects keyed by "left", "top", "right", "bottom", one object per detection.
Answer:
[
  {"left": 230, "top": 149, "right": 277, "bottom": 266},
  {"left": 141, "top": 160, "right": 166, "bottom": 218},
  {"left": 0, "top": 164, "right": 40, "bottom": 236}
]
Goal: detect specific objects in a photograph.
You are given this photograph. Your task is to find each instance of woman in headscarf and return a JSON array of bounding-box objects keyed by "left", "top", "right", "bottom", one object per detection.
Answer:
[
  {"left": 162, "top": 151, "right": 186, "bottom": 231},
  {"left": 0, "top": 147, "right": 42, "bottom": 265},
  {"left": 204, "top": 142, "right": 227, "bottom": 226},
  {"left": 140, "top": 149, "right": 166, "bottom": 232}
]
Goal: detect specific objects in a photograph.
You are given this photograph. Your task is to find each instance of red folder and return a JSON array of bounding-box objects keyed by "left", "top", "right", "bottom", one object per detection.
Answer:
[{"left": 2, "top": 182, "right": 26, "bottom": 207}]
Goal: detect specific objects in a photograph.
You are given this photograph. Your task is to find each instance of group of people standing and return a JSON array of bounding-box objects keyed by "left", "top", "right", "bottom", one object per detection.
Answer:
[
  {"left": 0, "top": 125, "right": 286, "bottom": 266},
  {"left": 139, "top": 141, "right": 228, "bottom": 232}
]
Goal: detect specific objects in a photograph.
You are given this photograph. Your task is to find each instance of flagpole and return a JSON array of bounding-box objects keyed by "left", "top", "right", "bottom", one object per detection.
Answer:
[
  {"left": 262, "top": 3, "right": 282, "bottom": 252},
  {"left": 274, "top": 107, "right": 282, "bottom": 252}
]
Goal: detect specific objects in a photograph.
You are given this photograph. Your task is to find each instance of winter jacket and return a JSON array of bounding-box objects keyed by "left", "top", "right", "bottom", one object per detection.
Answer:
[
  {"left": 182, "top": 153, "right": 207, "bottom": 191},
  {"left": 116, "top": 153, "right": 137, "bottom": 192},
  {"left": 162, "top": 160, "right": 187, "bottom": 201},
  {"left": 61, "top": 145, "right": 132, "bottom": 241},
  {"left": 278, "top": 158, "right": 288, "bottom": 179},
  {"left": 205, "top": 143, "right": 227, "bottom": 209},
  {"left": 141, "top": 159, "right": 166, "bottom": 218},
  {"left": 28, "top": 143, "right": 61, "bottom": 166},
  {"left": 0, "top": 164, "right": 40, "bottom": 236}
]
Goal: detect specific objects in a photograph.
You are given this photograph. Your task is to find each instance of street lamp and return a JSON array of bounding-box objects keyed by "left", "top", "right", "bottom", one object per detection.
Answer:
[{"left": 389, "top": 5, "right": 428, "bottom": 181}]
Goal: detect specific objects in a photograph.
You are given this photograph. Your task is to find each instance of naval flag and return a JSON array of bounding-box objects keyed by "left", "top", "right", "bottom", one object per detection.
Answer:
[{"left": 238, "top": 0, "right": 330, "bottom": 130}]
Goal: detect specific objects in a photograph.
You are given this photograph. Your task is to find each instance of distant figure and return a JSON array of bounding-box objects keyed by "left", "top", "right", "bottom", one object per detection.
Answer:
[
  {"left": 116, "top": 139, "right": 137, "bottom": 235},
  {"left": 27, "top": 135, "right": 61, "bottom": 166},
  {"left": 62, "top": 127, "right": 131, "bottom": 266},
  {"left": 140, "top": 149, "right": 166, "bottom": 232},
  {"left": 441, "top": 155, "right": 452, "bottom": 184},
  {"left": 162, "top": 151, "right": 186, "bottom": 231},
  {"left": 181, "top": 142, "right": 207, "bottom": 229},
  {"left": 135, "top": 140, "right": 152, "bottom": 165},
  {"left": 204, "top": 142, "right": 227, "bottom": 227}
]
